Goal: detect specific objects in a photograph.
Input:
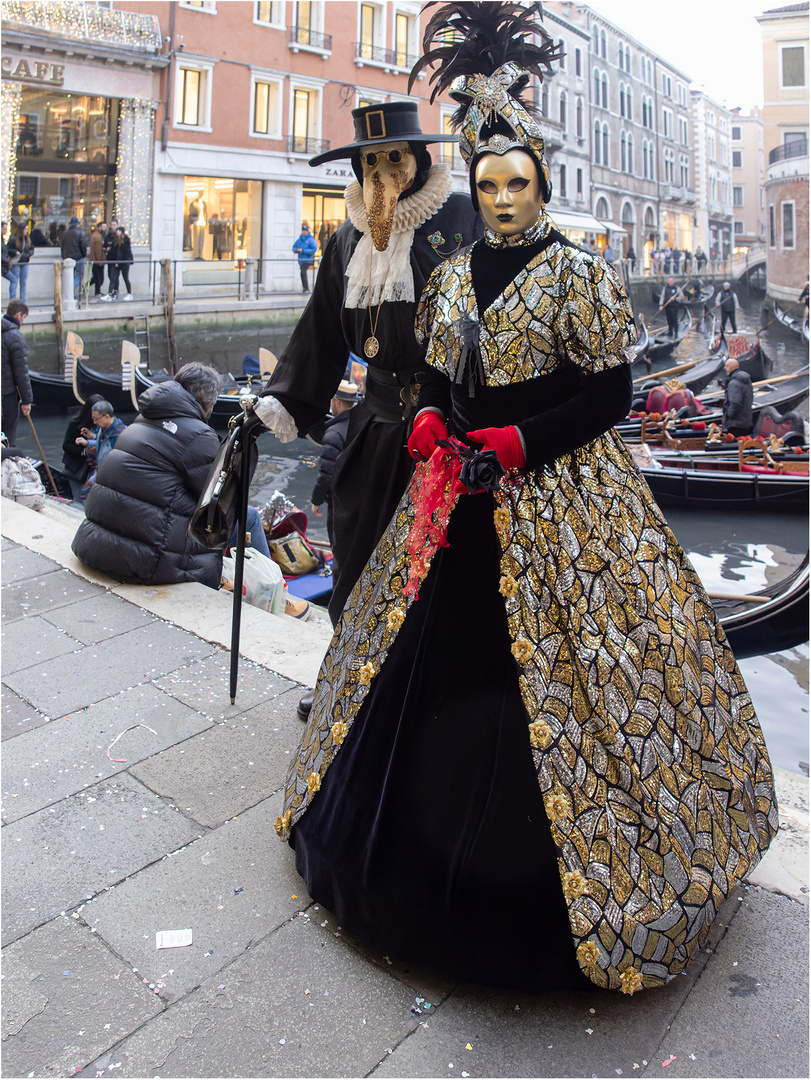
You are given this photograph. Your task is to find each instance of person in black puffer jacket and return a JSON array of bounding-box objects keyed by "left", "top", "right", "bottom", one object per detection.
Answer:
[
  {"left": 1, "top": 300, "right": 33, "bottom": 447},
  {"left": 71, "top": 363, "right": 223, "bottom": 587}
]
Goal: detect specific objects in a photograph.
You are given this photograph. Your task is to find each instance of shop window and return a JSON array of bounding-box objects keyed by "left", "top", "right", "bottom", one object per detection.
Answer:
[
  {"left": 302, "top": 185, "right": 348, "bottom": 255},
  {"left": 183, "top": 176, "right": 263, "bottom": 262},
  {"left": 175, "top": 61, "right": 214, "bottom": 130},
  {"left": 11, "top": 88, "right": 118, "bottom": 239},
  {"left": 251, "top": 75, "right": 282, "bottom": 138}
]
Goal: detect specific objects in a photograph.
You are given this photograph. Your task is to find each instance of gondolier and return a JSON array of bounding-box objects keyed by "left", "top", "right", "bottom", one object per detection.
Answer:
[
  {"left": 719, "top": 281, "right": 740, "bottom": 335},
  {"left": 252, "top": 101, "right": 480, "bottom": 626},
  {"left": 658, "top": 276, "right": 682, "bottom": 336}
]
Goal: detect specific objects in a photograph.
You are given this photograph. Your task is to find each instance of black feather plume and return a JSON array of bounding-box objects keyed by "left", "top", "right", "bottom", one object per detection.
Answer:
[{"left": 408, "top": 2, "right": 563, "bottom": 111}]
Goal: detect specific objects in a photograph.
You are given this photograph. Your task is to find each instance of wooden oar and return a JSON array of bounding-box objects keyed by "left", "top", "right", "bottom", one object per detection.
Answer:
[
  {"left": 706, "top": 591, "right": 771, "bottom": 605},
  {"left": 758, "top": 299, "right": 803, "bottom": 336},
  {"left": 699, "top": 370, "right": 805, "bottom": 403},
  {"left": 633, "top": 358, "right": 701, "bottom": 384}
]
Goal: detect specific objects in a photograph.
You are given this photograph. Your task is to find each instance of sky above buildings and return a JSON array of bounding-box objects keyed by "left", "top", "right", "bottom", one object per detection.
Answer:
[{"left": 583, "top": 0, "right": 778, "bottom": 111}]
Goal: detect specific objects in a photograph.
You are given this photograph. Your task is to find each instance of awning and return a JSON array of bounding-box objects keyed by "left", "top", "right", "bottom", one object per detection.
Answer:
[
  {"left": 599, "top": 221, "right": 628, "bottom": 236},
  {"left": 548, "top": 209, "right": 606, "bottom": 234}
]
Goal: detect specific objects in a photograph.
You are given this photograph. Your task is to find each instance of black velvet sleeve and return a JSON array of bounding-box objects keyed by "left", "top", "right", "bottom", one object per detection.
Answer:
[
  {"left": 517, "top": 363, "right": 633, "bottom": 467},
  {"left": 414, "top": 366, "right": 452, "bottom": 423}
]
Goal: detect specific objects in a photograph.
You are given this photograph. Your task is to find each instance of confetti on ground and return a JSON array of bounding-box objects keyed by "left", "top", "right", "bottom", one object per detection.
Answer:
[
  {"left": 586, "top": 1028, "right": 594, "bottom": 1035},
  {"left": 662, "top": 1056, "right": 676, "bottom": 1067},
  {"left": 466, "top": 1043, "right": 473, "bottom": 1050}
]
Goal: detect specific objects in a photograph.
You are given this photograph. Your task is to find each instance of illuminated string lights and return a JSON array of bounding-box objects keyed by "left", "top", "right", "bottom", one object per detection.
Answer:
[
  {"left": 1, "top": 81, "right": 22, "bottom": 222},
  {"left": 1, "top": 1, "right": 162, "bottom": 51},
  {"left": 115, "top": 98, "right": 157, "bottom": 245}
]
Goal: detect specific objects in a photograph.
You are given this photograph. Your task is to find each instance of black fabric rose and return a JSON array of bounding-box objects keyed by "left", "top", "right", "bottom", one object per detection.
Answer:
[{"left": 459, "top": 448, "right": 505, "bottom": 494}]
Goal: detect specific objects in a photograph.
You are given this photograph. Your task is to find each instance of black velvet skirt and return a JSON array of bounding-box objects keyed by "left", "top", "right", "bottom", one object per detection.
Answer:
[{"left": 291, "top": 492, "right": 591, "bottom": 992}]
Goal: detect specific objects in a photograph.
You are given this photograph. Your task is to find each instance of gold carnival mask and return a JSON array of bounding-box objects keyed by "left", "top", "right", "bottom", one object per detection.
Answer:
[
  {"left": 361, "top": 141, "right": 417, "bottom": 251},
  {"left": 474, "top": 149, "right": 543, "bottom": 237}
]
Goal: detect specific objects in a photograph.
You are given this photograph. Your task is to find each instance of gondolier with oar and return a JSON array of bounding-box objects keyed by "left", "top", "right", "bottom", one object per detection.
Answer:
[{"left": 657, "top": 276, "right": 682, "bottom": 337}]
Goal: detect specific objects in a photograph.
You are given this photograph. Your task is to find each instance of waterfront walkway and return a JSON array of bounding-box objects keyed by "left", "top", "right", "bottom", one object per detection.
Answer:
[{"left": 1, "top": 495, "right": 808, "bottom": 1079}]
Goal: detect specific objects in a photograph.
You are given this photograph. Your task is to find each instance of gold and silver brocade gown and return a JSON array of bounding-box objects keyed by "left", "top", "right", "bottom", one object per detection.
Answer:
[{"left": 277, "top": 215, "right": 777, "bottom": 993}]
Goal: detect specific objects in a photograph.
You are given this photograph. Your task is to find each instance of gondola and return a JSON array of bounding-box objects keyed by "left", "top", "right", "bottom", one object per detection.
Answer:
[
  {"left": 646, "top": 308, "right": 693, "bottom": 362},
  {"left": 774, "top": 300, "right": 807, "bottom": 339},
  {"left": 75, "top": 356, "right": 134, "bottom": 414},
  {"left": 633, "top": 335, "right": 729, "bottom": 408},
  {"left": 714, "top": 553, "right": 809, "bottom": 659},
  {"left": 629, "top": 316, "right": 650, "bottom": 364},
  {"left": 27, "top": 368, "right": 76, "bottom": 411},
  {"left": 633, "top": 439, "right": 808, "bottom": 512}
]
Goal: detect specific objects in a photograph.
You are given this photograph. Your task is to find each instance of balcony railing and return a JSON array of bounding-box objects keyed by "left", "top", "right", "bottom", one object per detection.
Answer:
[
  {"left": 768, "top": 138, "right": 808, "bottom": 165},
  {"left": 1, "top": 0, "right": 162, "bottom": 51},
  {"left": 354, "top": 41, "right": 419, "bottom": 69},
  {"left": 289, "top": 24, "right": 332, "bottom": 51},
  {"left": 288, "top": 135, "right": 329, "bottom": 156}
]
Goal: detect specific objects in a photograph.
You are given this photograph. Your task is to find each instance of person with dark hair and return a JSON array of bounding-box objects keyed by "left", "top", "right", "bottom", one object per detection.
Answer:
[
  {"left": 1, "top": 222, "right": 13, "bottom": 283},
  {"left": 70, "top": 363, "right": 280, "bottom": 593},
  {"left": 7, "top": 222, "right": 33, "bottom": 303},
  {"left": 106, "top": 226, "right": 133, "bottom": 300},
  {"left": 292, "top": 222, "right": 318, "bottom": 293},
  {"left": 88, "top": 223, "right": 107, "bottom": 299},
  {"left": 60, "top": 216, "right": 87, "bottom": 294},
  {"left": 61, "top": 393, "right": 104, "bottom": 498},
  {"left": 1, "top": 299, "right": 32, "bottom": 446},
  {"left": 276, "top": 1, "right": 776, "bottom": 998}
]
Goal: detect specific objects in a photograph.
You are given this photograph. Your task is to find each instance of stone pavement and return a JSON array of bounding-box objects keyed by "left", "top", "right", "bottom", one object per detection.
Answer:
[{"left": 1, "top": 497, "right": 808, "bottom": 1080}]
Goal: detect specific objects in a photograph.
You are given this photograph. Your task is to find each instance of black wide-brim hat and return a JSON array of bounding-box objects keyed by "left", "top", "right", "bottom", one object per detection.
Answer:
[{"left": 309, "top": 101, "right": 456, "bottom": 166}]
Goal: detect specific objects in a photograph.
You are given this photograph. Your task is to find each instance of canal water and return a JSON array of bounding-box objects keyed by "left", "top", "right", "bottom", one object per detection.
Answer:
[{"left": 12, "top": 283, "right": 809, "bottom": 776}]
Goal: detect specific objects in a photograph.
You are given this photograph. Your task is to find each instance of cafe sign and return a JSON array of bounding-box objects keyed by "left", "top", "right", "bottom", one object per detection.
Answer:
[{"left": 2, "top": 55, "right": 65, "bottom": 85}]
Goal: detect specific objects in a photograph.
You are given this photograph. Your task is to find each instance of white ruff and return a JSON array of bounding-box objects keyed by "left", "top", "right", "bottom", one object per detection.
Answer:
[{"left": 344, "top": 163, "right": 454, "bottom": 309}]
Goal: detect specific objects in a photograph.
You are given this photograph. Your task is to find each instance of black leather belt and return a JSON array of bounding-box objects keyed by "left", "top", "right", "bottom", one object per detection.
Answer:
[{"left": 364, "top": 367, "right": 426, "bottom": 423}]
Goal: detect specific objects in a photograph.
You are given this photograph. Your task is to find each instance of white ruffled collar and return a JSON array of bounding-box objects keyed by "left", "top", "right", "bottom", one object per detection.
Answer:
[{"left": 344, "top": 163, "right": 454, "bottom": 236}]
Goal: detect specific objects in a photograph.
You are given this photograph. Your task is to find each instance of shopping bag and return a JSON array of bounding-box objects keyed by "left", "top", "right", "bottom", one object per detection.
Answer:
[
  {"left": 221, "top": 550, "right": 286, "bottom": 615},
  {"left": 2, "top": 456, "right": 46, "bottom": 510}
]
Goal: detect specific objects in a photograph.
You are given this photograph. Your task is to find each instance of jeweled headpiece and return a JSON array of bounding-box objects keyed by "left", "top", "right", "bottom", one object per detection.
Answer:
[{"left": 408, "top": 2, "right": 562, "bottom": 202}]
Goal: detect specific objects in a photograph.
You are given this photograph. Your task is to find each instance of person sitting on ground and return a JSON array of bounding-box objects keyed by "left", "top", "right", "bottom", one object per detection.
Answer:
[
  {"left": 1, "top": 299, "right": 32, "bottom": 448},
  {"left": 70, "top": 364, "right": 306, "bottom": 615},
  {"left": 721, "top": 356, "right": 754, "bottom": 437},
  {"left": 310, "top": 379, "right": 362, "bottom": 547},
  {"left": 74, "top": 399, "right": 126, "bottom": 486},
  {"left": 61, "top": 393, "right": 104, "bottom": 499}
]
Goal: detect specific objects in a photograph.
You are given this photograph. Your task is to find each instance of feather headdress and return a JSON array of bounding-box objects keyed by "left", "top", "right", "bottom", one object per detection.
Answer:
[{"left": 408, "top": 2, "right": 562, "bottom": 199}]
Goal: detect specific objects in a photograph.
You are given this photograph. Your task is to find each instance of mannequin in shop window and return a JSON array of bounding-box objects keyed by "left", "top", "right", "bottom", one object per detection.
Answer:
[{"left": 188, "top": 196, "right": 207, "bottom": 259}]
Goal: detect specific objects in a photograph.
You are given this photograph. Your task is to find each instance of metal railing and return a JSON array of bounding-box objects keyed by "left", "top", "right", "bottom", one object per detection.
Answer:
[
  {"left": 768, "top": 139, "right": 808, "bottom": 165},
  {"left": 353, "top": 41, "right": 418, "bottom": 68},
  {"left": 289, "top": 24, "right": 332, "bottom": 50},
  {"left": 288, "top": 135, "right": 329, "bottom": 156},
  {"left": 1, "top": 0, "right": 162, "bottom": 50}
]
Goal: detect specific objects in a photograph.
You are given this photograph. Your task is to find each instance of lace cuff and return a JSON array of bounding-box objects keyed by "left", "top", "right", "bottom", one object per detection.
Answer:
[{"left": 253, "top": 395, "right": 298, "bottom": 443}]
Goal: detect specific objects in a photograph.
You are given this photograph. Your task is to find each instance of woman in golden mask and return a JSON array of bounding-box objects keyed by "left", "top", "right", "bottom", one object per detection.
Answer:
[{"left": 276, "top": 2, "right": 776, "bottom": 995}]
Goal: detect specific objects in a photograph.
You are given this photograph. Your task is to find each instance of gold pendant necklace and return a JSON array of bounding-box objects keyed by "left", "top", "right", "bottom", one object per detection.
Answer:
[{"left": 363, "top": 246, "right": 388, "bottom": 359}]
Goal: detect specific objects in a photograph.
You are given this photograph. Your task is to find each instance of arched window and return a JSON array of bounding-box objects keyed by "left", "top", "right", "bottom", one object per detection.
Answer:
[
  {"left": 594, "top": 121, "right": 601, "bottom": 164},
  {"left": 559, "top": 91, "right": 567, "bottom": 130},
  {"left": 642, "top": 138, "right": 649, "bottom": 178},
  {"left": 627, "top": 132, "right": 634, "bottom": 174},
  {"left": 596, "top": 196, "right": 610, "bottom": 219},
  {"left": 618, "top": 42, "right": 624, "bottom": 70},
  {"left": 594, "top": 67, "right": 601, "bottom": 103},
  {"left": 600, "top": 29, "right": 606, "bottom": 58},
  {"left": 541, "top": 84, "right": 549, "bottom": 116},
  {"left": 619, "top": 83, "right": 625, "bottom": 118},
  {"left": 626, "top": 88, "right": 632, "bottom": 120},
  {"left": 576, "top": 97, "right": 583, "bottom": 138},
  {"left": 625, "top": 46, "right": 631, "bottom": 72},
  {"left": 593, "top": 25, "right": 599, "bottom": 53},
  {"left": 601, "top": 73, "right": 608, "bottom": 109},
  {"left": 603, "top": 123, "right": 609, "bottom": 167},
  {"left": 621, "top": 132, "right": 627, "bottom": 172},
  {"left": 642, "top": 98, "right": 647, "bottom": 127}
]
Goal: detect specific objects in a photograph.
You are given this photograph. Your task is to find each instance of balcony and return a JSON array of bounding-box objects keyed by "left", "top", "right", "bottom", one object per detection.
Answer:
[
  {"left": 288, "top": 135, "right": 329, "bottom": 156},
  {"left": 288, "top": 24, "right": 332, "bottom": 56},
  {"left": 768, "top": 138, "right": 807, "bottom": 165},
  {"left": 353, "top": 41, "right": 419, "bottom": 71},
  {"left": 663, "top": 184, "right": 696, "bottom": 204},
  {"left": 1, "top": 0, "right": 162, "bottom": 51}
]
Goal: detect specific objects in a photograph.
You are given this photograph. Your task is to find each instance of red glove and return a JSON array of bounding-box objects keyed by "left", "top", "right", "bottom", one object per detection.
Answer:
[
  {"left": 466, "top": 426, "right": 526, "bottom": 470},
  {"left": 408, "top": 410, "right": 448, "bottom": 461}
]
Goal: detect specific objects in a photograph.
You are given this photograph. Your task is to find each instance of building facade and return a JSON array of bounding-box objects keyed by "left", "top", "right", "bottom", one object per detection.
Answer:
[
  {"left": 729, "top": 108, "right": 766, "bottom": 252},
  {"left": 756, "top": 2, "right": 809, "bottom": 300},
  {"left": 690, "top": 89, "right": 734, "bottom": 262}
]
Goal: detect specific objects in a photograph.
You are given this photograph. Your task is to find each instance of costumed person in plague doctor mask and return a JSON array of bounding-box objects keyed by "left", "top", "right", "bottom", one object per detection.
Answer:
[
  {"left": 252, "top": 101, "right": 480, "bottom": 636},
  {"left": 273, "top": 2, "right": 777, "bottom": 996}
]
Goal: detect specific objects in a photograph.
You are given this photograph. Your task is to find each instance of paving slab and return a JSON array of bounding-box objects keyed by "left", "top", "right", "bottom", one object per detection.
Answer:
[
  {"left": 1, "top": 771, "right": 201, "bottom": 946},
  {"left": 154, "top": 651, "right": 295, "bottom": 721},
  {"left": 2, "top": 569, "right": 108, "bottom": 621},
  {"left": 40, "top": 591, "right": 157, "bottom": 644},
  {"left": 0, "top": 545, "right": 62, "bottom": 585},
  {"left": 1, "top": 613, "right": 80, "bottom": 676},
  {"left": 77, "top": 915, "right": 421, "bottom": 1079},
  {"left": 83, "top": 793, "right": 309, "bottom": 1002},
  {"left": 130, "top": 687, "right": 302, "bottom": 827},
  {"left": 649, "top": 887, "right": 809, "bottom": 1078},
  {"left": 1, "top": 914, "right": 162, "bottom": 1080},
  {"left": 1, "top": 685, "right": 50, "bottom": 741},
  {"left": 3, "top": 621, "right": 217, "bottom": 719},
  {"left": 1, "top": 684, "right": 213, "bottom": 824}
]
